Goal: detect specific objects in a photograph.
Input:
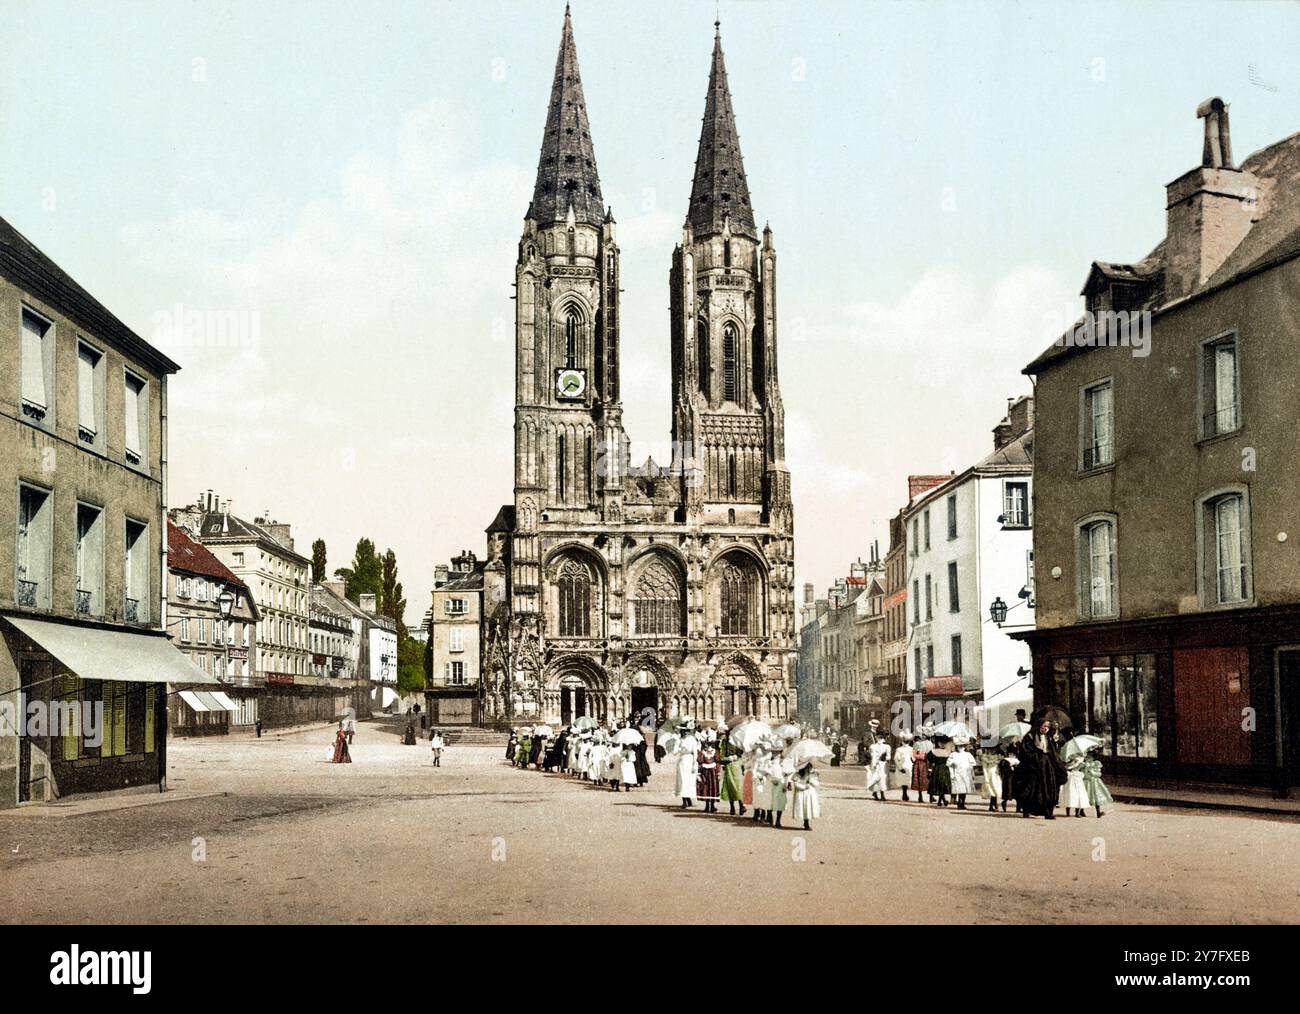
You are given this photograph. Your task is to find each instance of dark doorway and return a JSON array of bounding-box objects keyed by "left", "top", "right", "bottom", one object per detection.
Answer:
[
  {"left": 631, "top": 686, "right": 657, "bottom": 719},
  {"left": 1279, "top": 651, "right": 1300, "bottom": 790}
]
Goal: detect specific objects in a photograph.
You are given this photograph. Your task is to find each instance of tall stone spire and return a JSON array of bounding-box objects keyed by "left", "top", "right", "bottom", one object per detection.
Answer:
[
  {"left": 686, "top": 21, "right": 757, "bottom": 239},
  {"left": 530, "top": 4, "right": 604, "bottom": 226}
]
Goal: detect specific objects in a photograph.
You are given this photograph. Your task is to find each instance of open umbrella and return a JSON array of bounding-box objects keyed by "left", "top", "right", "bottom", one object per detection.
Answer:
[
  {"left": 784, "top": 738, "right": 835, "bottom": 766},
  {"left": 531, "top": 724, "right": 554, "bottom": 738},
  {"left": 1059, "top": 733, "right": 1105, "bottom": 762},
  {"left": 572, "top": 716, "right": 598, "bottom": 731},
  {"left": 730, "top": 719, "right": 769, "bottom": 753},
  {"left": 999, "top": 721, "right": 1031, "bottom": 744},
  {"left": 934, "top": 720, "right": 974, "bottom": 743},
  {"left": 1030, "top": 705, "right": 1073, "bottom": 730},
  {"left": 613, "top": 727, "right": 644, "bottom": 746},
  {"left": 773, "top": 723, "right": 802, "bottom": 740}
]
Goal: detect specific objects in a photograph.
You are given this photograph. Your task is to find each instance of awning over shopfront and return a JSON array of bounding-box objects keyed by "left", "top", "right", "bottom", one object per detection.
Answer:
[
  {"left": 3, "top": 616, "right": 220, "bottom": 685},
  {"left": 179, "top": 690, "right": 238, "bottom": 713}
]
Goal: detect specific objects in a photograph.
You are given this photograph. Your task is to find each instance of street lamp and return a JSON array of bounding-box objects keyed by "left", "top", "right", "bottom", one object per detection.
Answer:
[
  {"left": 217, "top": 587, "right": 235, "bottom": 683},
  {"left": 989, "top": 596, "right": 1008, "bottom": 626}
]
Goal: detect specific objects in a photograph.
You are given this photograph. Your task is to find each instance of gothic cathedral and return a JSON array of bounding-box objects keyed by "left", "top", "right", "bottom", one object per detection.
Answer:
[{"left": 481, "top": 7, "right": 795, "bottom": 726}]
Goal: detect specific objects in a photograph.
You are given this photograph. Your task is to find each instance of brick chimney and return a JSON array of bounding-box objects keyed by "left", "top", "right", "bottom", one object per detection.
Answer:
[{"left": 1165, "top": 97, "right": 1259, "bottom": 301}]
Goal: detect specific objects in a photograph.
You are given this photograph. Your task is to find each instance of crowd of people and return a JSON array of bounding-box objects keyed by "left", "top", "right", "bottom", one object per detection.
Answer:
[
  {"left": 858, "top": 710, "right": 1113, "bottom": 819},
  {"left": 505, "top": 714, "right": 826, "bottom": 831}
]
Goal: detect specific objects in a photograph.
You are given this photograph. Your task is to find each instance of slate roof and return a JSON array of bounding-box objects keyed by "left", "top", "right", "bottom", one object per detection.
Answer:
[{"left": 1026, "top": 128, "right": 1300, "bottom": 375}]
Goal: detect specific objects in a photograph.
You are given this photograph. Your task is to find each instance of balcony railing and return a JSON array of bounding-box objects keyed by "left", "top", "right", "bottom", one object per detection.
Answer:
[
  {"left": 1203, "top": 405, "right": 1239, "bottom": 437},
  {"left": 76, "top": 589, "right": 92, "bottom": 615},
  {"left": 124, "top": 597, "right": 140, "bottom": 623},
  {"left": 17, "top": 579, "right": 38, "bottom": 607}
]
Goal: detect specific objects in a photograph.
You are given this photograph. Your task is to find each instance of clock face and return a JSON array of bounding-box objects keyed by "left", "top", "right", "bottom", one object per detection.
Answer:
[{"left": 556, "top": 368, "right": 587, "bottom": 399}]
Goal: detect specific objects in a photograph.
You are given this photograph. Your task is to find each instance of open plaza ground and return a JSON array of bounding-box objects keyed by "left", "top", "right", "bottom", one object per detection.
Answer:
[{"left": 1, "top": 720, "right": 1296, "bottom": 924}]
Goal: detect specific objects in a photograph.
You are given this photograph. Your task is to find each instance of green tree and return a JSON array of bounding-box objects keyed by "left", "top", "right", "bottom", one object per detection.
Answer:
[
  {"left": 311, "top": 539, "right": 327, "bottom": 583},
  {"left": 397, "top": 634, "right": 426, "bottom": 695},
  {"left": 334, "top": 538, "right": 382, "bottom": 604},
  {"left": 381, "top": 548, "right": 407, "bottom": 638}
]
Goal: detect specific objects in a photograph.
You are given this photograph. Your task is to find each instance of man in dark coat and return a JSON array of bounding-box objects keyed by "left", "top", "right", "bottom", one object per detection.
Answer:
[{"left": 1016, "top": 720, "right": 1067, "bottom": 819}]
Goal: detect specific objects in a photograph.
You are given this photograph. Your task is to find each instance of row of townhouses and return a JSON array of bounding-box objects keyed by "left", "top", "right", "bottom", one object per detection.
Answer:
[
  {"left": 798, "top": 396, "right": 1035, "bottom": 740},
  {"left": 170, "top": 493, "right": 400, "bottom": 732},
  {"left": 0, "top": 212, "right": 398, "bottom": 807}
]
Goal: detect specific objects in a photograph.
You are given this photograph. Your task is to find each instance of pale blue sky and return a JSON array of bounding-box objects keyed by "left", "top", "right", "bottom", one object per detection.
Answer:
[{"left": 3, "top": 0, "right": 1298, "bottom": 620}]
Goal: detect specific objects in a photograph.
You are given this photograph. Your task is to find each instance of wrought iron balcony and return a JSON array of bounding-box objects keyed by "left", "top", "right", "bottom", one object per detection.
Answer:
[
  {"left": 124, "top": 597, "right": 140, "bottom": 623},
  {"left": 76, "top": 589, "right": 92, "bottom": 615},
  {"left": 17, "top": 579, "right": 38, "bottom": 608}
]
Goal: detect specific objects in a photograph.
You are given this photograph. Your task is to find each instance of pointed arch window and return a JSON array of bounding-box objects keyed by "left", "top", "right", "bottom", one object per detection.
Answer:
[
  {"left": 720, "top": 559, "right": 757, "bottom": 636},
  {"left": 723, "top": 323, "right": 738, "bottom": 402},
  {"left": 564, "top": 308, "right": 580, "bottom": 369},
  {"left": 557, "top": 559, "right": 592, "bottom": 637},
  {"left": 728, "top": 453, "right": 738, "bottom": 498},
  {"left": 697, "top": 320, "right": 710, "bottom": 397},
  {"left": 632, "top": 559, "right": 683, "bottom": 636}
]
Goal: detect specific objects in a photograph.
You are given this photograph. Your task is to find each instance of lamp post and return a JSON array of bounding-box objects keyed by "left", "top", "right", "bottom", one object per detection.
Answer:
[{"left": 217, "top": 587, "right": 235, "bottom": 684}]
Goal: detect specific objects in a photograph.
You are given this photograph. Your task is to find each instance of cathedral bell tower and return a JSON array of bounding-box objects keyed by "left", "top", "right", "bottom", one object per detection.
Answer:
[
  {"left": 512, "top": 5, "right": 626, "bottom": 621},
  {"left": 671, "top": 22, "right": 790, "bottom": 533}
]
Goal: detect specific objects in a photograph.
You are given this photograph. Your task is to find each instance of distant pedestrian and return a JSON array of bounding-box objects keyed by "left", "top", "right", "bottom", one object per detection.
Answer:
[
  {"left": 402, "top": 721, "right": 417, "bottom": 746},
  {"left": 332, "top": 722, "right": 352, "bottom": 764},
  {"left": 505, "top": 729, "right": 518, "bottom": 763},
  {"left": 430, "top": 729, "right": 445, "bottom": 767},
  {"left": 929, "top": 739, "right": 952, "bottom": 807},
  {"left": 255, "top": 719, "right": 263, "bottom": 739},
  {"left": 719, "top": 730, "right": 745, "bottom": 816}
]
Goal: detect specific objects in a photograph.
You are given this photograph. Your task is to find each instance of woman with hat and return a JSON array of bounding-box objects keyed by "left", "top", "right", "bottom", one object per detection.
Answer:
[
  {"left": 911, "top": 731, "right": 932, "bottom": 804},
  {"left": 788, "top": 762, "right": 821, "bottom": 831},
  {"left": 674, "top": 724, "right": 700, "bottom": 808},
  {"left": 719, "top": 729, "right": 746, "bottom": 816},
  {"left": 865, "top": 734, "right": 891, "bottom": 801},
  {"left": 696, "top": 730, "right": 722, "bottom": 813},
  {"left": 1017, "top": 717, "right": 1067, "bottom": 819},
  {"left": 928, "top": 736, "right": 953, "bottom": 807},
  {"left": 891, "top": 732, "right": 914, "bottom": 801}
]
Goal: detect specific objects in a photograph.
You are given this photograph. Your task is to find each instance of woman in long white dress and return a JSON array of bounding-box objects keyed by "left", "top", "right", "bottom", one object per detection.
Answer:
[
  {"left": 865, "top": 738, "right": 891, "bottom": 800},
  {"left": 891, "top": 737, "right": 914, "bottom": 801},
  {"left": 675, "top": 733, "right": 700, "bottom": 807},
  {"left": 977, "top": 748, "right": 1004, "bottom": 812},
  {"left": 788, "top": 762, "right": 821, "bottom": 830},
  {"left": 947, "top": 744, "right": 977, "bottom": 810},
  {"left": 768, "top": 753, "right": 792, "bottom": 829}
]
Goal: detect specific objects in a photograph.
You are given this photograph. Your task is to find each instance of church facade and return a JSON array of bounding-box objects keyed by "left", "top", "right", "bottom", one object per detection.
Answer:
[{"left": 481, "top": 8, "right": 796, "bottom": 727}]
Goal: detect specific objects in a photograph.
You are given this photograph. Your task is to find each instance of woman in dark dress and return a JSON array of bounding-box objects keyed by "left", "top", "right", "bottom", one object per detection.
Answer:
[
  {"left": 633, "top": 737, "right": 652, "bottom": 786},
  {"left": 928, "top": 738, "right": 952, "bottom": 807},
  {"left": 505, "top": 730, "right": 518, "bottom": 762},
  {"left": 1017, "top": 720, "right": 1067, "bottom": 819}
]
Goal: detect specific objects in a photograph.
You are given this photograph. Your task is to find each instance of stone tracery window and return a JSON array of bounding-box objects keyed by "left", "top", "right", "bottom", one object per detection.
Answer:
[
  {"left": 719, "top": 556, "right": 759, "bottom": 636},
  {"left": 632, "top": 558, "right": 682, "bottom": 636},
  {"left": 722, "top": 322, "right": 738, "bottom": 402},
  {"left": 563, "top": 307, "right": 580, "bottom": 369},
  {"left": 557, "top": 558, "right": 592, "bottom": 636}
]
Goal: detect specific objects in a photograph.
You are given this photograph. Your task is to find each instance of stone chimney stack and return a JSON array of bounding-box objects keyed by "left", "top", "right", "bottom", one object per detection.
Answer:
[
  {"left": 359, "top": 593, "right": 377, "bottom": 615},
  {"left": 1165, "top": 97, "right": 1259, "bottom": 300}
]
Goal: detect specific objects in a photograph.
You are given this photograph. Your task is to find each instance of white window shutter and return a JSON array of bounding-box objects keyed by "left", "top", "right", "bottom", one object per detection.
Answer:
[
  {"left": 21, "top": 313, "right": 47, "bottom": 409},
  {"left": 78, "top": 346, "right": 98, "bottom": 433},
  {"left": 124, "top": 376, "right": 142, "bottom": 456}
]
